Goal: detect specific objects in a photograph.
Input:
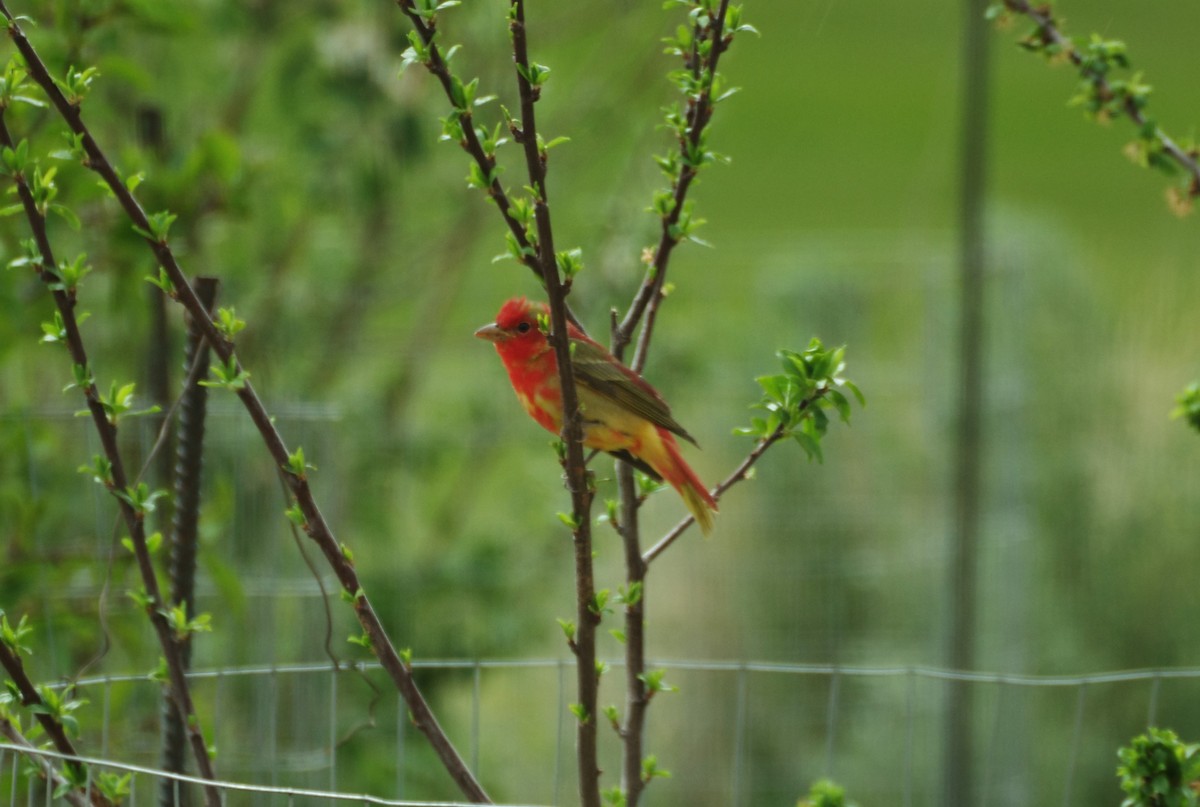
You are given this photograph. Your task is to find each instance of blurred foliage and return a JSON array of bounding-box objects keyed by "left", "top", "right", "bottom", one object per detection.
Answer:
[
  {"left": 1117, "top": 728, "right": 1200, "bottom": 807},
  {"left": 798, "top": 778, "right": 857, "bottom": 807},
  {"left": 0, "top": 0, "right": 1196, "bottom": 805},
  {"left": 1174, "top": 382, "right": 1200, "bottom": 434}
]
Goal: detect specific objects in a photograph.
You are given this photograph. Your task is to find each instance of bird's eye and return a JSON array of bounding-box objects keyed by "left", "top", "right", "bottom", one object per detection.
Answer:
[{"left": 517, "top": 321, "right": 531, "bottom": 333}]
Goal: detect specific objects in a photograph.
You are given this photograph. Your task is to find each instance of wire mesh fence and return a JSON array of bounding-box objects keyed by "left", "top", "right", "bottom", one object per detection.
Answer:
[{"left": 5, "top": 659, "right": 1200, "bottom": 806}]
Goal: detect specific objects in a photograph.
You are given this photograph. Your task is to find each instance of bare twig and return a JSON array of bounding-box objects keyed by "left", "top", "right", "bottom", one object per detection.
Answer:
[
  {"left": 0, "top": 10, "right": 489, "bottom": 803},
  {"left": 643, "top": 422, "right": 788, "bottom": 565},
  {"left": 615, "top": 462, "right": 648, "bottom": 804}
]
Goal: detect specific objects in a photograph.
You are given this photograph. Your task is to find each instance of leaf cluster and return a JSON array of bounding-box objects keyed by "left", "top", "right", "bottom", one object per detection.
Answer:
[
  {"left": 1117, "top": 728, "right": 1200, "bottom": 807},
  {"left": 0, "top": 145, "right": 79, "bottom": 229},
  {"left": 77, "top": 380, "right": 160, "bottom": 426},
  {"left": 25, "top": 684, "right": 87, "bottom": 738},
  {"left": 0, "top": 610, "right": 33, "bottom": 656},
  {"left": 736, "top": 340, "right": 864, "bottom": 462},
  {"left": 161, "top": 603, "right": 213, "bottom": 643}
]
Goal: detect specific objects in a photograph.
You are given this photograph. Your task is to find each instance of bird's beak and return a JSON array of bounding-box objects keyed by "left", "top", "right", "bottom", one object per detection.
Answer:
[{"left": 474, "top": 322, "right": 506, "bottom": 342}]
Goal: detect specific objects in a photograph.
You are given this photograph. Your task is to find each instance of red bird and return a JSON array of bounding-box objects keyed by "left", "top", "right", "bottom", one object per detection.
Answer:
[{"left": 475, "top": 297, "right": 717, "bottom": 533}]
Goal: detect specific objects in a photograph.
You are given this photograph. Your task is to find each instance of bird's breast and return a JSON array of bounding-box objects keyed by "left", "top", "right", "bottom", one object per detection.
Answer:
[{"left": 504, "top": 357, "right": 564, "bottom": 434}]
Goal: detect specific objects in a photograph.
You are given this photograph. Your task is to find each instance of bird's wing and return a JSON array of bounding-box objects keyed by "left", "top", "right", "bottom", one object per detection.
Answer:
[{"left": 569, "top": 336, "right": 698, "bottom": 446}]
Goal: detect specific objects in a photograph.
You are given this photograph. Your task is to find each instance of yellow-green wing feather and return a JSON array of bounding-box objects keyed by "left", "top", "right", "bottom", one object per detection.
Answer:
[{"left": 569, "top": 337, "right": 698, "bottom": 446}]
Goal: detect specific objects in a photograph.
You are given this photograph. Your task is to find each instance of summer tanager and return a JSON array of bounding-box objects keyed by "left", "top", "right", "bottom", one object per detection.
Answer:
[{"left": 475, "top": 297, "right": 717, "bottom": 533}]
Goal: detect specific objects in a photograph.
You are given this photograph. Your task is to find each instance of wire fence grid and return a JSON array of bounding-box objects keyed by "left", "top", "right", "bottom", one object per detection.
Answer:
[{"left": 4, "top": 659, "right": 1199, "bottom": 807}]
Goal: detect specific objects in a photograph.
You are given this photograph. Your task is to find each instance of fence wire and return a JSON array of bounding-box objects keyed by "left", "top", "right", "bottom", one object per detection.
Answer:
[
  {"left": 0, "top": 743, "right": 549, "bottom": 807},
  {"left": 4, "top": 659, "right": 1198, "bottom": 806}
]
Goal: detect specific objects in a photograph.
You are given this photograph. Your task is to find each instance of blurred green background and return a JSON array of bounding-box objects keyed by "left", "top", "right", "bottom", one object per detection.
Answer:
[{"left": 1, "top": 0, "right": 1199, "bottom": 804}]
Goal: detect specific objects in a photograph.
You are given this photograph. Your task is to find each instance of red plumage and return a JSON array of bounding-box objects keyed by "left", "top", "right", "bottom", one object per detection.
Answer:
[{"left": 476, "top": 297, "right": 717, "bottom": 533}]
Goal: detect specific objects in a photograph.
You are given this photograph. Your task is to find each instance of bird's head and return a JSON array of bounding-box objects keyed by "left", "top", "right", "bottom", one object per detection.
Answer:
[{"left": 475, "top": 297, "right": 549, "bottom": 361}]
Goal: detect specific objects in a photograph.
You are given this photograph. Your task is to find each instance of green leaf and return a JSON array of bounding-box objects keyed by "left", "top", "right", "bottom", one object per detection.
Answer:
[
  {"left": 161, "top": 603, "right": 213, "bottom": 640},
  {"left": 602, "top": 786, "right": 627, "bottom": 807},
  {"left": 52, "top": 64, "right": 100, "bottom": 105},
  {"left": 49, "top": 203, "right": 80, "bottom": 230},
  {"left": 114, "top": 482, "right": 169, "bottom": 516},
  {"left": 132, "top": 210, "right": 178, "bottom": 242},
  {"left": 555, "top": 247, "right": 584, "bottom": 279},
  {"left": 145, "top": 657, "right": 169, "bottom": 683},
  {"left": 589, "top": 589, "right": 611, "bottom": 616},
  {"left": 145, "top": 267, "right": 176, "bottom": 298},
  {"left": 828, "top": 389, "right": 852, "bottom": 424},
  {"left": 517, "top": 61, "right": 551, "bottom": 87},
  {"left": 127, "top": 588, "right": 155, "bottom": 610},
  {"left": 214, "top": 307, "right": 246, "bottom": 339},
  {"left": 641, "top": 754, "right": 671, "bottom": 781},
  {"left": 1, "top": 138, "right": 29, "bottom": 174},
  {"left": 285, "top": 446, "right": 315, "bottom": 478},
  {"left": 199, "top": 357, "right": 250, "bottom": 392},
  {"left": 0, "top": 612, "right": 34, "bottom": 656},
  {"left": 285, "top": 503, "right": 307, "bottom": 527},
  {"left": 638, "top": 668, "right": 677, "bottom": 695},
  {"left": 842, "top": 379, "right": 866, "bottom": 407},
  {"left": 77, "top": 454, "right": 113, "bottom": 487}
]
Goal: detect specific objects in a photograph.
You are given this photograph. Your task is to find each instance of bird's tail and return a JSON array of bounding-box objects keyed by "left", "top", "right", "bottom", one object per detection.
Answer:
[{"left": 657, "top": 429, "right": 718, "bottom": 535}]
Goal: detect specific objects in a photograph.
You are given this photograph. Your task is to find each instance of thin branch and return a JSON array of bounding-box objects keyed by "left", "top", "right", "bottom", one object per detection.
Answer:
[
  {"left": 615, "top": 462, "right": 648, "bottom": 805},
  {"left": 0, "top": 106, "right": 222, "bottom": 807},
  {"left": 0, "top": 10, "right": 490, "bottom": 803},
  {"left": 997, "top": 0, "right": 1200, "bottom": 198},
  {"left": 508, "top": 2, "right": 601, "bottom": 805},
  {"left": 613, "top": 0, "right": 732, "bottom": 370},
  {"left": 643, "top": 423, "right": 787, "bottom": 565}
]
